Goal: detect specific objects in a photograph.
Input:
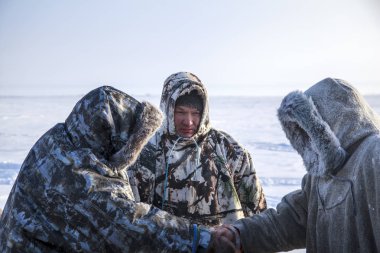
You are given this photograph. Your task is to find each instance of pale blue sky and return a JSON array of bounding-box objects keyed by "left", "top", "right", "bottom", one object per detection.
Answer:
[{"left": 0, "top": 0, "right": 379, "bottom": 96}]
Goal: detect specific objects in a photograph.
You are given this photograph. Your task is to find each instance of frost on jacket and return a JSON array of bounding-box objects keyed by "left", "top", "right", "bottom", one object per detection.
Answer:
[
  {"left": 233, "top": 78, "right": 380, "bottom": 252},
  {"left": 0, "top": 86, "right": 195, "bottom": 253},
  {"left": 130, "top": 72, "right": 267, "bottom": 226}
]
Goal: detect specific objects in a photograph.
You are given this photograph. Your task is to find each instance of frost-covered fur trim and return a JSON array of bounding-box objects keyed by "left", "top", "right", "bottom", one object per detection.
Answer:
[
  {"left": 278, "top": 91, "right": 347, "bottom": 175},
  {"left": 110, "top": 101, "right": 163, "bottom": 171}
]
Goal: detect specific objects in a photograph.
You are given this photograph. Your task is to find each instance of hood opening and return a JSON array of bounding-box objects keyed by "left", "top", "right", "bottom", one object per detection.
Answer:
[
  {"left": 159, "top": 72, "right": 211, "bottom": 141},
  {"left": 278, "top": 90, "right": 347, "bottom": 176}
]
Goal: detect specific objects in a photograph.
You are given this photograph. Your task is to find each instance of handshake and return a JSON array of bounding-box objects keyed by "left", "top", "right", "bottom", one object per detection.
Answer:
[{"left": 198, "top": 224, "right": 243, "bottom": 253}]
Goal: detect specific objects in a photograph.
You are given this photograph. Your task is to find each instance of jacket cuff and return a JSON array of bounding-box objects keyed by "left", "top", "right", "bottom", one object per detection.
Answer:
[{"left": 191, "top": 224, "right": 212, "bottom": 253}]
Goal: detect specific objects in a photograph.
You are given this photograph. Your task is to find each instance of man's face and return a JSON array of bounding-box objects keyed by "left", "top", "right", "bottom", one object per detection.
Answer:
[{"left": 174, "top": 105, "right": 201, "bottom": 138}]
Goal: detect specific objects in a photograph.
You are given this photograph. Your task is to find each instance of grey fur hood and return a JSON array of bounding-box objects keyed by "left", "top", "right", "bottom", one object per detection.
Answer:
[{"left": 278, "top": 77, "right": 380, "bottom": 176}]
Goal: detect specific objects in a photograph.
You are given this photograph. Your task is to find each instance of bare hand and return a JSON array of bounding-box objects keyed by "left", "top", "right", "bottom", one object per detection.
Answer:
[{"left": 206, "top": 225, "right": 242, "bottom": 253}]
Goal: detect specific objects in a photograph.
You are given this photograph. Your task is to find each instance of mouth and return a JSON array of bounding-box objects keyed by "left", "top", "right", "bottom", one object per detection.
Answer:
[
  {"left": 181, "top": 129, "right": 194, "bottom": 133},
  {"left": 179, "top": 129, "right": 195, "bottom": 136}
]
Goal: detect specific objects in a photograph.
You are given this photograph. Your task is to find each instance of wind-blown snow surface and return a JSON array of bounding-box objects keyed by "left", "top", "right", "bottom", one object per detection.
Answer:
[{"left": 1, "top": 94, "right": 379, "bottom": 211}]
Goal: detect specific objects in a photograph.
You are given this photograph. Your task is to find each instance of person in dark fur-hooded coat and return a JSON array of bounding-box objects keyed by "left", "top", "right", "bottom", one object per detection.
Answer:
[
  {"left": 0, "top": 86, "right": 201, "bottom": 253},
  {"left": 208, "top": 78, "right": 380, "bottom": 252}
]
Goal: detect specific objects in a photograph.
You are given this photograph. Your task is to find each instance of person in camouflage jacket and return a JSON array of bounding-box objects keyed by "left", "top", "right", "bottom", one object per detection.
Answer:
[
  {"left": 0, "top": 86, "right": 209, "bottom": 253},
  {"left": 129, "top": 72, "right": 267, "bottom": 226}
]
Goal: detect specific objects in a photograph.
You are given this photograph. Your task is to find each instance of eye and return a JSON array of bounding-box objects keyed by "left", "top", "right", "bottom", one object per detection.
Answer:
[{"left": 175, "top": 110, "right": 186, "bottom": 115}]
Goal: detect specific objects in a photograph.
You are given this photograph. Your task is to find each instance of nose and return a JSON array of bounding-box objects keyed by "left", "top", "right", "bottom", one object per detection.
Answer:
[{"left": 182, "top": 113, "right": 194, "bottom": 126}]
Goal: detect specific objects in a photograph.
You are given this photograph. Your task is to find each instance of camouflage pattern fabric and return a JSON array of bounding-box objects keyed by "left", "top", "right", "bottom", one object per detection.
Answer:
[
  {"left": 0, "top": 86, "right": 197, "bottom": 252},
  {"left": 130, "top": 72, "right": 267, "bottom": 226}
]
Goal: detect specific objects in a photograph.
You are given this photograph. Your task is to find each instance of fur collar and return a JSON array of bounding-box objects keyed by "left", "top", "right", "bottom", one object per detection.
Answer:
[{"left": 110, "top": 101, "right": 163, "bottom": 171}]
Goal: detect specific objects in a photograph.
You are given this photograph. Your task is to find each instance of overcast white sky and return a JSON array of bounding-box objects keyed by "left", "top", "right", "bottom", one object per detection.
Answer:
[{"left": 0, "top": 0, "right": 379, "bottom": 96}]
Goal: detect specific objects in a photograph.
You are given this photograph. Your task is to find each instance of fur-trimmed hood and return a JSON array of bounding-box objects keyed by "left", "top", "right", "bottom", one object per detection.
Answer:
[
  {"left": 159, "top": 72, "right": 211, "bottom": 141},
  {"left": 278, "top": 78, "right": 380, "bottom": 176},
  {"left": 65, "top": 86, "right": 162, "bottom": 171}
]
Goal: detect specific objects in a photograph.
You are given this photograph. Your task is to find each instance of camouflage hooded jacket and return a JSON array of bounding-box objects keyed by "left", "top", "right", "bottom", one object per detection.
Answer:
[
  {"left": 0, "top": 86, "right": 198, "bottom": 253},
  {"left": 130, "top": 72, "right": 266, "bottom": 226}
]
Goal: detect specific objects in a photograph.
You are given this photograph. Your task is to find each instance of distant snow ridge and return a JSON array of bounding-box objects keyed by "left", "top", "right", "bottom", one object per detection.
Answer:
[
  {"left": 265, "top": 196, "right": 282, "bottom": 208},
  {"left": 0, "top": 162, "right": 20, "bottom": 185},
  {"left": 260, "top": 177, "right": 301, "bottom": 186},
  {"left": 252, "top": 142, "right": 295, "bottom": 152}
]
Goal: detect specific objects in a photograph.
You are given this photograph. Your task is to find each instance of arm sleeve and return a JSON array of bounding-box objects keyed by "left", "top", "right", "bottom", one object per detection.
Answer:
[
  {"left": 12, "top": 146, "right": 196, "bottom": 253},
  {"left": 233, "top": 150, "right": 267, "bottom": 215},
  {"left": 45, "top": 173, "right": 195, "bottom": 252},
  {"left": 80, "top": 189, "right": 195, "bottom": 253},
  {"left": 232, "top": 177, "right": 309, "bottom": 253},
  {"left": 71, "top": 149, "right": 197, "bottom": 253}
]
